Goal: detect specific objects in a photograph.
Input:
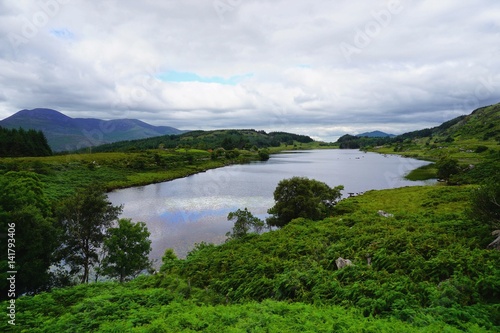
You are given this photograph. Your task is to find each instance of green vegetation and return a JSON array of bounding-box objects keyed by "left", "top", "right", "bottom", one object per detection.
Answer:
[
  {"left": 0, "top": 172, "right": 59, "bottom": 296},
  {"left": 226, "top": 208, "right": 265, "bottom": 240},
  {"left": 87, "top": 129, "right": 314, "bottom": 153},
  {"left": 0, "top": 129, "right": 322, "bottom": 201},
  {"left": 3, "top": 185, "right": 500, "bottom": 332},
  {"left": 100, "top": 218, "right": 153, "bottom": 283},
  {"left": 0, "top": 126, "right": 52, "bottom": 157},
  {"left": 2, "top": 106, "right": 499, "bottom": 331},
  {"left": 344, "top": 103, "right": 500, "bottom": 183},
  {"left": 336, "top": 103, "right": 499, "bottom": 157},
  {"left": 266, "top": 177, "right": 344, "bottom": 228},
  {"left": 56, "top": 185, "right": 123, "bottom": 284}
]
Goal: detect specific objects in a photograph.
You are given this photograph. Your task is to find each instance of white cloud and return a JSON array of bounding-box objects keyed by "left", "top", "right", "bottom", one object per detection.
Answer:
[{"left": 0, "top": 0, "right": 499, "bottom": 140}]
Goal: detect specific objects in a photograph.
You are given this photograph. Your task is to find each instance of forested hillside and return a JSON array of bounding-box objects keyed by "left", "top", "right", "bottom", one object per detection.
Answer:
[{"left": 87, "top": 129, "right": 314, "bottom": 153}]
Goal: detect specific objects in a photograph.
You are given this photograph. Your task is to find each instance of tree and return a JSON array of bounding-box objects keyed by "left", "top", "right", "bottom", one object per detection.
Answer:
[
  {"left": 226, "top": 208, "right": 265, "bottom": 240},
  {"left": 101, "top": 218, "right": 152, "bottom": 282},
  {"left": 436, "top": 157, "right": 460, "bottom": 183},
  {"left": 160, "top": 248, "right": 179, "bottom": 273},
  {"left": 468, "top": 180, "right": 500, "bottom": 249},
  {"left": 57, "top": 185, "right": 122, "bottom": 283},
  {"left": 0, "top": 172, "right": 60, "bottom": 297},
  {"left": 267, "top": 177, "right": 344, "bottom": 228}
]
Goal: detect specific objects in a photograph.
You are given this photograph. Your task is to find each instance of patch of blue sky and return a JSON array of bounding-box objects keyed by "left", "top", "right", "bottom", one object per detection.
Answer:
[
  {"left": 157, "top": 71, "right": 252, "bottom": 85},
  {"left": 49, "top": 28, "right": 75, "bottom": 40}
]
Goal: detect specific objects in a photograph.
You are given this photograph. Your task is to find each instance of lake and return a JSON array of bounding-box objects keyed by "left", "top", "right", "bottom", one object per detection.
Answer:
[{"left": 107, "top": 149, "right": 434, "bottom": 262}]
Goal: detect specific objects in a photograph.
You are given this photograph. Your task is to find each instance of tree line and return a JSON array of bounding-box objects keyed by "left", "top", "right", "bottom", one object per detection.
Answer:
[
  {"left": 86, "top": 129, "right": 314, "bottom": 153},
  {"left": 0, "top": 172, "right": 151, "bottom": 298},
  {"left": 0, "top": 127, "right": 52, "bottom": 157}
]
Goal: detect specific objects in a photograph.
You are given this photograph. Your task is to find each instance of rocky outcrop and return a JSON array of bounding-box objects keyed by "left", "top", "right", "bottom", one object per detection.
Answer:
[{"left": 335, "top": 257, "right": 353, "bottom": 269}]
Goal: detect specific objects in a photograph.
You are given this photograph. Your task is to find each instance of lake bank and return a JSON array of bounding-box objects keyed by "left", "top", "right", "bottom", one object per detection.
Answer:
[{"left": 108, "top": 149, "right": 435, "bottom": 260}]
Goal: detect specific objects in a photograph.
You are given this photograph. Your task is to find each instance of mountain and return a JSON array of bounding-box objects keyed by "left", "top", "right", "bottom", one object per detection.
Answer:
[
  {"left": 0, "top": 108, "right": 185, "bottom": 151},
  {"left": 357, "top": 130, "right": 395, "bottom": 138}
]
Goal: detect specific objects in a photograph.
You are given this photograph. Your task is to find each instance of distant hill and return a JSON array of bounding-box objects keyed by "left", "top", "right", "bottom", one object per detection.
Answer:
[
  {"left": 357, "top": 131, "right": 395, "bottom": 138},
  {"left": 0, "top": 108, "right": 185, "bottom": 151},
  {"left": 88, "top": 129, "right": 314, "bottom": 153}
]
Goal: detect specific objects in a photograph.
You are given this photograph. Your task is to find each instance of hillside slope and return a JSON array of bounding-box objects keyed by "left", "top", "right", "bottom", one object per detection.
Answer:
[
  {"left": 0, "top": 108, "right": 184, "bottom": 151},
  {"left": 397, "top": 103, "right": 500, "bottom": 141},
  {"left": 87, "top": 129, "right": 314, "bottom": 152}
]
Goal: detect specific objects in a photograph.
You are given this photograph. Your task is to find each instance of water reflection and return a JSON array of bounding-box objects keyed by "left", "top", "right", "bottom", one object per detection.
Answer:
[{"left": 108, "top": 149, "right": 434, "bottom": 261}]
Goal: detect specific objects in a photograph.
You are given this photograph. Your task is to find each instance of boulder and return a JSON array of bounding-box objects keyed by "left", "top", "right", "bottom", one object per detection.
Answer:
[
  {"left": 378, "top": 210, "right": 394, "bottom": 218},
  {"left": 335, "top": 257, "right": 353, "bottom": 269}
]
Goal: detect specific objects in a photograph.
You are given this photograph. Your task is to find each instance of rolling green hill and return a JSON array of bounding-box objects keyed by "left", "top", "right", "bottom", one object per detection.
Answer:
[{"left": 86, "top": 129, "right": 314, "bottom": 153}]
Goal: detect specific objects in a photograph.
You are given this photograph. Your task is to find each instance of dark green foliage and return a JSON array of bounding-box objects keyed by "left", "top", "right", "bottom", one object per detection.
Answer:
[
  {"left": 468, "top": 180, "right": 500, "bottom": 250},
  {"left": 267, "top": 177, "right": 343, "bottom": 227},
  {"left": 226, "top": 208, "right": 265, "bottom": 240},
  {"left": 258, "top": 149, "right": 270, "bottom": 161},
  {"left": 101, "top": 218, "right": 152, "bottom": 282},
  {"left": 475, "top": 145, "right": 489, "bottom": 153},
  {"left": 468, "top": 180, "right": 500, "bottom": 230},
  {"left": 85, "top": 129, "right": 314, "bottom": 153},
  {"left": 0, "top": 172, "right": 59, "bottom": 297},
  {"left": 337, "top": 134, "right": 393, "bottom": 149},
  {"left": 56, "top": 185, "right": 123, "bottom": 283},
  {"left": 436, "top": 157, "right": 460, "bottom": 183},
  {"left": 0, "top": 127, "right": 52, "bottom": 157}
]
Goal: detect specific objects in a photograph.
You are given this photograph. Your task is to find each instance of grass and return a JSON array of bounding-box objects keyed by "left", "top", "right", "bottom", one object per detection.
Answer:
[
  {"left": 0, "top": 143, "right": 327, "bottom": 201},
  {"left": 405, "top": 163, "right": 438, "bottom": 181}
]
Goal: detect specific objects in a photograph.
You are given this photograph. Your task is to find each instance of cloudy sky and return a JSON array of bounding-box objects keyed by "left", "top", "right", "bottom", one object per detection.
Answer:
[{"left": 1, "top": 0, "right": 499, "bottom": 141}]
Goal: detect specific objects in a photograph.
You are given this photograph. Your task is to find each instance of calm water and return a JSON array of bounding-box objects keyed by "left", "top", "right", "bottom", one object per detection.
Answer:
[{"left": 107, "top": 149, "right": 434, "bottom": 262}]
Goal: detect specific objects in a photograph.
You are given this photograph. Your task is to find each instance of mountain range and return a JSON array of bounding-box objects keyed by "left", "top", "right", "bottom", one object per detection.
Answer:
[{"left": 0, "top": 108, "right": 185, "bottom": 151}]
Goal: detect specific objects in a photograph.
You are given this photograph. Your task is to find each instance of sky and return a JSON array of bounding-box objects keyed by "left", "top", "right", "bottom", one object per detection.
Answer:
[{"left": 1, "top": 0, "right": 499, "bottom": 141}]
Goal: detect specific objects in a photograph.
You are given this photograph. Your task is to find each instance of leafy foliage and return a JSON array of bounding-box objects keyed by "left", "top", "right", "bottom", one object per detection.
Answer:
[
  {"left": 56, "top": 185, "right": 123, "bottom": 283},
  {"left": 101, "top": 218, "right": 152, "bottom": 282},
  {"left": 436, "top": 157, "right": 460, "bottom": 182},
  {"left": 267, "top": 177, "right": 344, "bottom": 227},
  {"left": 2, "top": 186, "right": 500, "bottom": 331},
  {"left": 226, "top": 208, "right": 265, "bottom": 240},
  {"left": 86, "top": 129, "right": 313, "bottom": 153},
  {"left": 0, "top": 172, "right": 59, "bottom": 297}
]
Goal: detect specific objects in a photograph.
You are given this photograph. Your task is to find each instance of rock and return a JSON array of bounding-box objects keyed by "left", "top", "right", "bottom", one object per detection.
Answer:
[
  {"left": 378, "top": 210, "right": 394, "bottom": 218},
  {"left": 335, "top": 257, "right": 353, "bottom": 269}
]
